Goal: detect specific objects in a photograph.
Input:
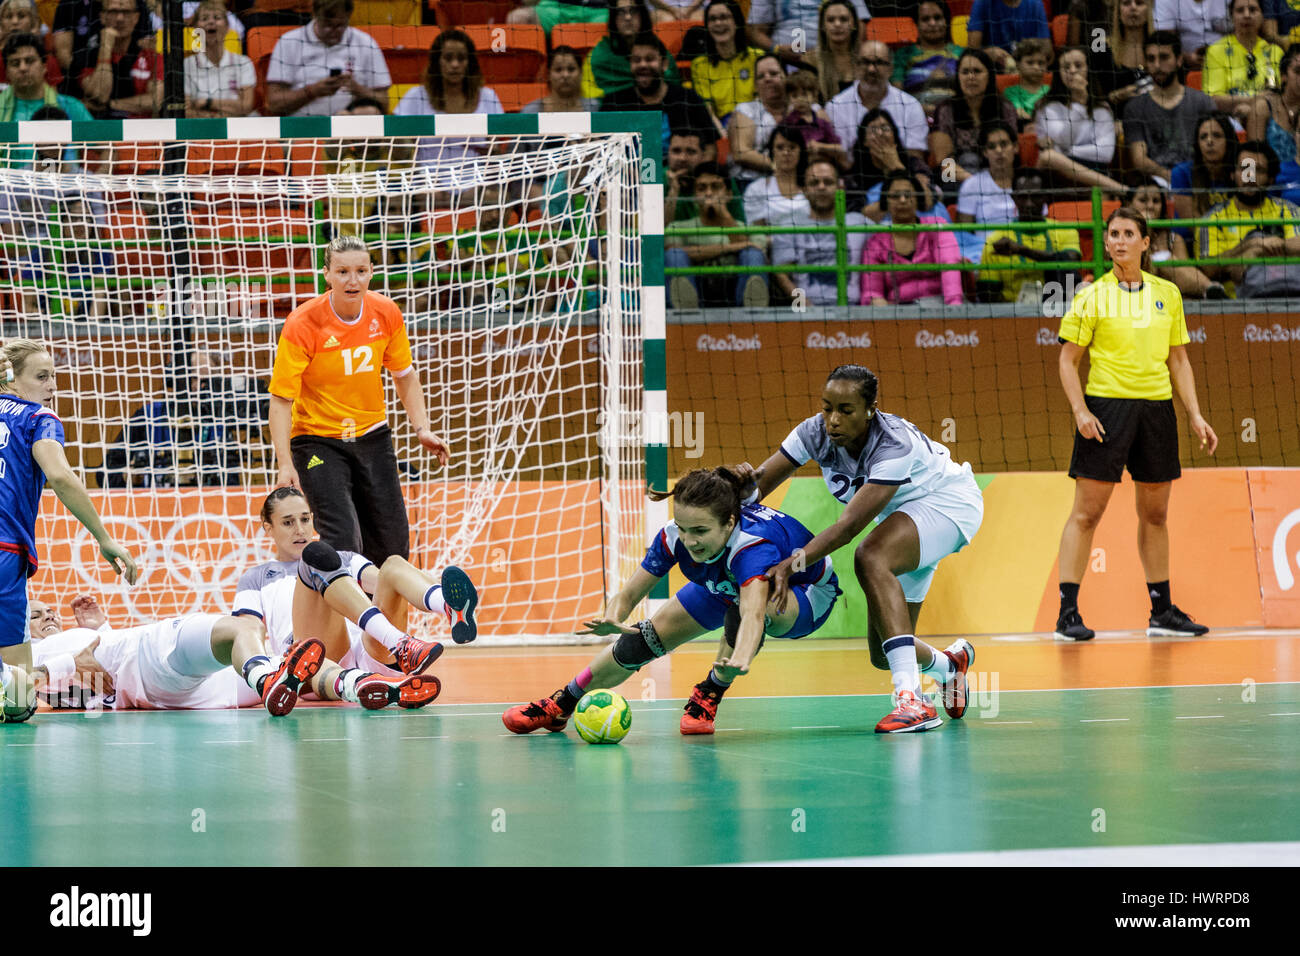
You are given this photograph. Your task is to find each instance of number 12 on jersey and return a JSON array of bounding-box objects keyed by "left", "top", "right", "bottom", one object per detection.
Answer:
[{"left": 340, "top": 346, "right": 374, "bottom": 376}]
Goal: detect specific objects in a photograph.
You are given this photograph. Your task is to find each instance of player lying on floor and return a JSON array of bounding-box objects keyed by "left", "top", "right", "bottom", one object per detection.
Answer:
[
  {"left": 25, "top": 598, "right": 441, "bottom": 716},
  {"left": 731, "top": 364, "right": 984, "bottom": 734},
  {"left": 232, "top": 487, "right": 478, "bottom": 709},
  {"left": 503, "top": 466, "right": 842, "bottom": 736}
]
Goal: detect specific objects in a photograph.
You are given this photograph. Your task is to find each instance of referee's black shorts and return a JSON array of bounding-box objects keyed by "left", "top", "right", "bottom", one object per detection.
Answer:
[
  {"left": 290, "top": 426, "right": 410, "bottom": 565},
  {"left": 1069, "top": 396, "right": 1181, "bottom": 484}
]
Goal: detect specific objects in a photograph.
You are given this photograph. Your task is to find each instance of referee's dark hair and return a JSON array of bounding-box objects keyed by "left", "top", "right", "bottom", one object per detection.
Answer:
[
  {"left": 827, "top": 365, "right": 879, "bottom": 408},
  {"left": 1106, "top": 205, "right": 1152, "bottom": 270}
]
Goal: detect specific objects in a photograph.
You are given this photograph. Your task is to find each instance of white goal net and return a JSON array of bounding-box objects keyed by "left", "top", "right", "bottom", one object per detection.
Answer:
[{"left": 3, "top": 117, "right": 649, "bottom": 645}]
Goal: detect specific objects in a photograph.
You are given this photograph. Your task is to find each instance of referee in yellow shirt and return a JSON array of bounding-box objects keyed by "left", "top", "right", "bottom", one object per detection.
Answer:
[{"left": 1054, "top": 207, "right": 1218, "bottom": 641}]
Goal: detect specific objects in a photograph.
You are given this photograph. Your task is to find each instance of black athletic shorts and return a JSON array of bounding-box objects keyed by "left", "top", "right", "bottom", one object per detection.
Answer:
[
  {"left": 1068, "top": 396, "right": 1181, "bottom": 484},
  {"left": 290, "top": 426, "right": 410, "bottom": 565}
]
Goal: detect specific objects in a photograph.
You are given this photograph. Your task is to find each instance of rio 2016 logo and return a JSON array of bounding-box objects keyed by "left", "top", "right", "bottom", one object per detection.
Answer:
[{"left": 1274, "top": 510, "right": 1300, "bottom": 591}]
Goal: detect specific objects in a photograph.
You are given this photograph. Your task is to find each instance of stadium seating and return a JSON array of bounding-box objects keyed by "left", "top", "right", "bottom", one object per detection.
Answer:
[
  {"left": 429, "top": 0, "right": 518, "bottom": 27},
  {"left": 1018, "top": 130, "right": 1039, "bottom": 167},
  {"left": 495, "top": 82, "right": 548, "bottom": 112},
  {"left": 864, "top": 17, "right": 917, "bottom": 47},
  {"left": 354, "top": 0, "right": 420, "bottom": 24},
  {"left": 1049, "top": 198, "right": 1121, "bottom": 261},
  {"left": 1186, "top": 70, "right": 1202, "bottom": 90},
  {"left": 551, "top": 22, "right": 608, "bottom": 60},
  {"left": 951, "top": 15, "right": 968, "bottom": 46},
  {"left": 653, "top": 19, "right": 703, "bottom": 55},
  {"left": 460, "top": 24, "right": 547, "bottom": 84},
  {"left": 947, "top": 0, "right": 973, "bottom": 15},
  {"left": 1050, "top": 13, "right": 1068, "bottom": 48},
  {"left": 997, "top": 72, "right": 1053, "bottom": 92},
  {"left": 187, "top": 142, "right": 288, "bottom": 178}
]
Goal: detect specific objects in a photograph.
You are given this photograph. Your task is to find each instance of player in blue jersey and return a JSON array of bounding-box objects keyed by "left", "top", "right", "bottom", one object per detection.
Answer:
[
  {"left": 736, "top": 364, "right": 984, "bottom": 734},
  {"left": 0, "top": 339, "right": 137, "bottom": 702},
  {"left": 502, "top": 466, "right": 842, "bottom": 736}
]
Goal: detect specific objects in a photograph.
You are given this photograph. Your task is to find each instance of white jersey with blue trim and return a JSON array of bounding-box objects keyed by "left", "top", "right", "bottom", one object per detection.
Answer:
[
  {"left": 232, "top": 551, "right": 371, "bottom": 656},
  {"left": 781, "top": 411, "right": 979, "bottom": 537}
]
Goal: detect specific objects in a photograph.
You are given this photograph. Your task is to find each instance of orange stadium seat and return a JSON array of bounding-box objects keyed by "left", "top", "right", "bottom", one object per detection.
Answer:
[
  {"left": 385, "top": 48, "right": 431, "bottom": 85},
  {"left": 551, "top": 21, "right": 607, "bottom": 59},
  {"left": 495, "top": 82, "right": 548, "bottom": 112},
  {"left": 653, "top": 20, "right": 703, "bottom": 56},
  {"left": 1018, "top": 130, "right": 1039, "bottom": 167},
  {"left": 1049, "top": 199, "right": 1120, "bottom": 261},
  {"left": 1050, "top": 14, "right": 1068, "bottom": 49},
  {"left": 998, "top": 71, "right": 1053, "bottom": 92},
  {"left": 111, "top": 143, "right": 164, "bottom": 176},
  {"left": 187, "top": 142, "right": 288, "bottom": 178},
  {"left": 865, "top": 17, "right": 917, "bottom": 47},
  {"left": 461, "top": 24, "right": 546, "bottom": 83},
  {"left": 1186, "top": 70, "right": 1202, "bottom": 90},
  {"left": 352, "top": 0, "right": 420, "bottom": 24},
  {"left": 947, "top": 0, "right": 973, "bottom": 15},
  {"left": 429, "top": 0, "right": 518, "bottom": 28}
]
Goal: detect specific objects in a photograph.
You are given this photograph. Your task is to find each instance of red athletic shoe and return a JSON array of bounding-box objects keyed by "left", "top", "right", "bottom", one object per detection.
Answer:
[
  {"left": 680, "top": 683, "right": 720, "bottom": 735},
  {"left": 937, "top": 639, "right": 975, "bottom": 720},
  {"left": 874, "top": 689, "right": 943, "bottom": 734},
  {"left": 357, "top": 673, "right": 443, "bottom": 711},
  {"left": 502, "top": 695, "right": 569, "bottom": 734},
  {"left": 393, "top": 635, "right": 444, "bottom": 675},
  {"left": 262, "top": 638, "right": 325, "bottom": 717}
]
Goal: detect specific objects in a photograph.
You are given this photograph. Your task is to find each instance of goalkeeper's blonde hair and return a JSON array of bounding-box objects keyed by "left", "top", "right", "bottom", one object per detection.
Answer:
[
  {"left": 2, "top": 338, "right": 46, "bottom": 384},
  {"left": 323, "top": 234, "right": 371, "bottom": 269}
]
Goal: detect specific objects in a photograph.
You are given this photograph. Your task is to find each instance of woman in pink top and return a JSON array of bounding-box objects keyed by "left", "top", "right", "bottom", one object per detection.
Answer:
[{"left": 861, "top": 172, "right": 964, "bottom": 305}]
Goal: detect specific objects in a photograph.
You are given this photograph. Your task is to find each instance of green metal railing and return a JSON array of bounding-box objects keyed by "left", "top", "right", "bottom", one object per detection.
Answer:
[{"left": 663, "top": 186, "right": 1300, "bottom": 306}]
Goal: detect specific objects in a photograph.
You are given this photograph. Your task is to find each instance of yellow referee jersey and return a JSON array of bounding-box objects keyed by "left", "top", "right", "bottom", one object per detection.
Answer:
[{"left": 1057, "top": 271, "right": 1190, "bottom": 401}]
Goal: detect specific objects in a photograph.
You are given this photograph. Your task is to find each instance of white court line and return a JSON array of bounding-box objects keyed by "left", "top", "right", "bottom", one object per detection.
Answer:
[
  {"left": 1080, "top": 718, "right": 1130, "bottom": 723},
  {"left": 300, "top": 737, "right": 349, "bottom": 742},
  {"left": 715, "top": 728, "right": 745, "bottom": 732},
  {"left": 791, "top": 725, "right": 841, "bottom": 729},
  {"left": 400, "top": 735, "right": 449, "bottom": 740},
  {"left": 1270, "top": 712, "right": 1300, "bottom": 716},
  {"left": 7, "top": 742, "right": 56, "bottom": 747},
  {"left": 735, "top": 841, "right": 1300, "bottom": 867},
  {"left": 1175, "top": 715, "right": 1225, "bottom": 720},
  {"left": 984, "top": 720, "right": 1033, "bottom": 724}
]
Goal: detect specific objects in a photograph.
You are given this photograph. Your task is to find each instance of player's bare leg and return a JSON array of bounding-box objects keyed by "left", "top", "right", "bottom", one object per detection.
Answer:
[
  {"left": 1056, "top": 477, "right": 1115, "bottom": 640},
  {"left": 1135, "top": 480, "right": 1207, "bottom": 636}
]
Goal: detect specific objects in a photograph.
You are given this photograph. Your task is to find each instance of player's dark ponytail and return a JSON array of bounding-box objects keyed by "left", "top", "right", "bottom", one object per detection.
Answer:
[
  {"left": 827, "top": 365, "right": 878, "bottom": 407},
  {"left": 260, "top": 486, "right": 307, "bottom": 525},
  {"left": 647, "top": 467, "right": 745, "bottom": 528}
]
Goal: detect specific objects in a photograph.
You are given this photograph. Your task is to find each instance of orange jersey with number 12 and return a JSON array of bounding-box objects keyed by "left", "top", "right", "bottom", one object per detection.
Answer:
[{"left": 269, "top": 290, "right": 414, "bottom": 439}]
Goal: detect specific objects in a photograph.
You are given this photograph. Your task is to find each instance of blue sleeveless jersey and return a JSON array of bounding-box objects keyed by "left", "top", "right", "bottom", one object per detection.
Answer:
[
  {"left": 0, "top": 395, "right": 65, "bottom": 573},
  {"left": 641, "top": 502, "right": 830, "bottom": 603}
]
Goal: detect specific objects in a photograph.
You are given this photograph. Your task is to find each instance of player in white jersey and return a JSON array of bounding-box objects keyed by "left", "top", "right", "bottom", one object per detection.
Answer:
[
  {"left": 737, "top": 364, "right": 984, "bottom": 734},
  {"left": 232, "top": 487, "right": 479, "bottom": 711}
]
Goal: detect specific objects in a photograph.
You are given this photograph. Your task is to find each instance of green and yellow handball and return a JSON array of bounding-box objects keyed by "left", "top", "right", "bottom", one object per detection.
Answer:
[{"left": 573, "top": 689, "right": 632, "bottom": 744}]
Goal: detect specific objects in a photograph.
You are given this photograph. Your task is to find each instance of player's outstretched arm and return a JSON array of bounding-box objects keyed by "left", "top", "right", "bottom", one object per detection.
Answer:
[
  {"left": 736, "top": 450, "right": 799, "bottom": 503},
  {"left": 31, "top": 440, "right": 138, "bottom": 585},
  {"left": 714, "top": 578, "right": 769, "bottom": 681},
  {"left": 577, "top": 566, "right": 662, "bottom": 636},
  {"left": 268, "top": 395, "right": 300, "bottom": 489}
]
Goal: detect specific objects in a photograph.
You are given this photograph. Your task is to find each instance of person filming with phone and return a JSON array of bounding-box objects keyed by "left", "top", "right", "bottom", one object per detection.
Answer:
[{"left": 265, "top": 0, "right": 390, "bottom": 117}]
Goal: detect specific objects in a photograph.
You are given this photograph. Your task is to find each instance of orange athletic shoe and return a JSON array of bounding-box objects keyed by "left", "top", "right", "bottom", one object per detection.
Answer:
[
  {"left": 874, "top": 689, "right": 943, "bottom": 734},
  {"left": 937, "top": 639, "right": 975, "bottom": 720},
  {"left": 262, "top": 638, "right": 325, "bottom": 717},
  {"left": 357, "top": 673, "right": 443, "bottom": 711},
  {"left": 393, "top": 635, "right": 444, "bottom": 675},
  {"left": 502, "top": 695, "right": 569, "bottom": 734},
  {"left": 680, "top": 683, "right": 720, "bottom": 735}
]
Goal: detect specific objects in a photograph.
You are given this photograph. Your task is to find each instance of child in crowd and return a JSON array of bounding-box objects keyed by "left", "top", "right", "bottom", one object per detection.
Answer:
[
  {"left": 781, "top": 69, "right": 848, "bottom": 169},
  {"left": 1005, "top": 37, "right": 1052, "bottom": 121}
]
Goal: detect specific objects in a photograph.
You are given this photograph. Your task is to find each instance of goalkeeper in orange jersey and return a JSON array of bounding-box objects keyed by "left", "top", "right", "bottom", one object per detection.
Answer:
[{"left": 269, "top": 235, "right": 450, "bottom": 568}]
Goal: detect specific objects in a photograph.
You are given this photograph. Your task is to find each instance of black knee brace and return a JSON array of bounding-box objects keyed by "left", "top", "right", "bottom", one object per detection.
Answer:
[
  {"left": 722, "top": 603, "right": 766, "bottom": 653},
  {"left": 611, "top": 620, "right": 666, "bottom": 670},
  {"left": 298, "top": 541, "right": 350, "bottom": 594}
]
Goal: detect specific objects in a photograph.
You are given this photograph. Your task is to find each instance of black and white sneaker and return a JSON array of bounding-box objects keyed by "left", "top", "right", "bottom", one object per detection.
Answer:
[
  {"left": 1054, "top": 608, "right": 1095, "bottom": 641},
  {"left": 1147, "top": 605, "right": 1209, "bottom": 637}
]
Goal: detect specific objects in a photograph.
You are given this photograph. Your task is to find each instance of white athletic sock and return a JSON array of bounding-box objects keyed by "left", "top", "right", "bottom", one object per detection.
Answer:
[
  {"left": 422, "top": 584, "right": 447, "bottom": 617},
  {"left": 243, "top": 655, "right": 279, "bottom": 694},
  {"left": 918, "top": 641, "right": 954, "bottom": 681},
  {"left": 334, "top": 668, "right": 369, "bottom": 704},
  {"left": 882, "top": 634, "right": 921, "bottom": 696},
  {"left": 358, "top": 607, "right": 406, "bottom": 652}
]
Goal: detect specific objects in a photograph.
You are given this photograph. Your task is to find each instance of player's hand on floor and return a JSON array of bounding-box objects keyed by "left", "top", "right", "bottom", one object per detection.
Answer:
[
  {"left": 73, "top": 637, "right": 115, "bottom": 697},
  {"left": 576, "top": 619, "right": 640, "bottom": 638},
  {"left": 417, "top": 427, "right": 450, "bottom": 466}
]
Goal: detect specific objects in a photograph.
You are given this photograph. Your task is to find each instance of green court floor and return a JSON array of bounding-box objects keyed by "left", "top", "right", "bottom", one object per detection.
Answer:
[{"left": 4, "top": 683, "right": 1300, "bottom": 866}]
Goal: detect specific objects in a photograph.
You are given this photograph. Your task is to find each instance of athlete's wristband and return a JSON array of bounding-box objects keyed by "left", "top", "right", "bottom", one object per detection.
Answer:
[{"left": 43, "top": 654, "right": 77, "bottom": 691}]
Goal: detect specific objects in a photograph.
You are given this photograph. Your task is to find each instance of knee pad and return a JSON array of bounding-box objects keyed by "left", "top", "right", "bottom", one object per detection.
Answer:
[
  {"left": 611, "top": 620, "right": 666, "bottom": 670},
  {"left": 298, "top": 541, "right": 349, "bottom": 594}
]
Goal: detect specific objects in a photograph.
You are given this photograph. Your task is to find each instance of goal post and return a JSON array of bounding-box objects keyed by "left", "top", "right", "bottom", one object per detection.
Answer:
[{"left": 5, "top": 112, "right": 664, "bottom": 646}]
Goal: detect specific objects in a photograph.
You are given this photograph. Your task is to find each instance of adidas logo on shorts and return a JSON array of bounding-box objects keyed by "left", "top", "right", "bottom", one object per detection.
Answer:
[{"left": 306, "top": 455, "right": 325, "bottom": 469}]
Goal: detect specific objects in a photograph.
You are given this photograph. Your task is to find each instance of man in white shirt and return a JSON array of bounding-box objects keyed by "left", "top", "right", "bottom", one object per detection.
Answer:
[
  {"left": 827, "top": 39, "right": 929, "bottom": 162},
  {"left": 770, "top": 158, "right": 868, "bottom": 305},
  {"left": 1154, "top": 0, "right": 1230, "bottom": 66},
  {"left": 265, "top": 0, "right": 390, "bottom": 117}
]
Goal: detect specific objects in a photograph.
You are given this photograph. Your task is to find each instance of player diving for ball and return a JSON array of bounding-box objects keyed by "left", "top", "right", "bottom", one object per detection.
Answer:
[
  {"left": 729, "top": 364, "right": 984, "bottom": 734},
  {"left": 502, "top": 466, "right": 842, "bottom": 736},
  {"left": 231, "top": 486, "right": 479, "bottom": 713}
]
